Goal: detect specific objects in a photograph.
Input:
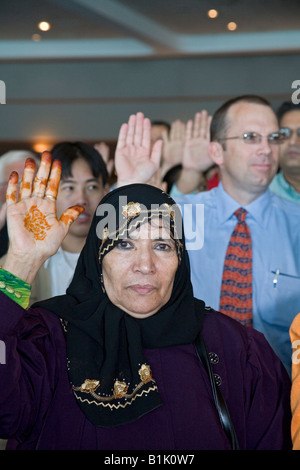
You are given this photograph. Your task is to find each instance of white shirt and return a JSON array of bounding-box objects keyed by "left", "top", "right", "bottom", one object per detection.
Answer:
[{"left": 44, "top": 247, "right": 80, "bottom": 297}]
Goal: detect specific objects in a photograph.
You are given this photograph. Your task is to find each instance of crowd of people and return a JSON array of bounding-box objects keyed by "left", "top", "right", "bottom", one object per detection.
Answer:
[{"left": 0, "top": 94, "right": 300, "bottom": 450}]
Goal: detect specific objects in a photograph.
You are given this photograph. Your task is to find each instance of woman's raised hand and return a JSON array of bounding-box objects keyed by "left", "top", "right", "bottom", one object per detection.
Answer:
[
  {"left": 3, "top": 152, "right": 84, "bottom": 283},
  {"left": 115, "top": 112, "right": 162, "bottom": 187}
]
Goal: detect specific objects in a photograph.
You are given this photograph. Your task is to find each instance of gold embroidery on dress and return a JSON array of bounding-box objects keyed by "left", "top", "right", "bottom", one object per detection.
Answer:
[
  {"left": 102, "top": 227, "right": 109, "bottom": 242},
  {"left": 80, "top": 379, "right": 100, "bottom": 393},
  {"left": 113, "top": 381, "right": 129, "bottom": 398},
  {"left": 138, "top": 364, "right": 153, "bottom": 383},
  {"left": 73, "top": 363, "right": 157, "bottom": 409}
]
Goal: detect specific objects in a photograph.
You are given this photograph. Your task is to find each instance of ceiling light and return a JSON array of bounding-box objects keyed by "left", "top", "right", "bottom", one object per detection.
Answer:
[
  {"left": 32, "top": 142, "right": 50, "bottom": 153},
  {"left": 207, "top": 9, "right": 218, "bottom": 19},
  {"left": 38, "top": 21, "right": 51, "bottom": 32},
  {"left": 227, "top": 22, "right": 237, "bottom": 31}
]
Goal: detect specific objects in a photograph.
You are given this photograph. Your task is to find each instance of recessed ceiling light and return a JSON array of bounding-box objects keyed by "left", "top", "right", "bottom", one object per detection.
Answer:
[
  {"left": 38, "top": 21, "right": 51, "bottom": 32},
  {"left": 207, "top": 9, "right": 218, "bottom": 19},
  {"left": 227, "top": 22, "right": 237, "bottom": 31},
  {"left": 32, "top": 142, "right": 50, "bottom": 153}
]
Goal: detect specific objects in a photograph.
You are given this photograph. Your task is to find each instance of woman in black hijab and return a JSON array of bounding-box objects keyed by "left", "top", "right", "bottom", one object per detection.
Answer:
[{"left": 0, "top": 135, "right": 292, "bottom": 450}]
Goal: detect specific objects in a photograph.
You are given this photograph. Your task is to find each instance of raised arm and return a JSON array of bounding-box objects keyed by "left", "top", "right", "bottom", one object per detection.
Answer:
[
  {"left": 2, "top": 152, "right": 84, "bottom": 284},
  {"left": 115, "top": 112, "right": 162, "bottom": 187},
  {"left": 176, "top": 110, "right": 214, "bottom": 194}
]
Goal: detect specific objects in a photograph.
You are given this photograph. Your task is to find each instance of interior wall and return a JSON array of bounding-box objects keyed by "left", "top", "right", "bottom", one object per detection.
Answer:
[{"left": 0, "top": 52, "right": 298, "bottom": 152}]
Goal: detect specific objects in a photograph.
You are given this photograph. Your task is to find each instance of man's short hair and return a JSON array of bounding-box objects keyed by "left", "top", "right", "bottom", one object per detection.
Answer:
[
  {"left": 277, "top": 101, "right": 300, "bottom": 124},
  {"left": 210, "top": 95, "right": 272, "bottom": 142},
  {"left": 151, "top": 120, "right": 171, "bottom": 133},
  {"left": 51, "top": 141, "right": 108, "bottom": 186}
]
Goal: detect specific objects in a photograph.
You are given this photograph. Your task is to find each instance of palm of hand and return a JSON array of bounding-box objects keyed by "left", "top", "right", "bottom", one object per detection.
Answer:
[
  {"left": 183, "top": 137, "right": 212, "bottom": 172},
  {"left": 7, "top": 196, "right": 68, "bottom": 258},
  {"left": 115, "top": 143, "right": 158, "bottom": 182},
  {"left": 5, "top": 153, "right": 83, "bottom": 264}
]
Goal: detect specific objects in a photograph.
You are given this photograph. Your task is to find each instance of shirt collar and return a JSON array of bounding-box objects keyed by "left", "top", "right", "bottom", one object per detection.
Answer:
[
  {"left": 216, "top": 182, "right": 271, "bottom": 227},
  {"left": 278, "top": 171, "right": 300, "bottom": 198}
]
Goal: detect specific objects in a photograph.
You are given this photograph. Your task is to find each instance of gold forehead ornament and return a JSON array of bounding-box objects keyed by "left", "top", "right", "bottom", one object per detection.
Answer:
[{"left": 122, "top": 202, "right": 142, "bottom": 218}]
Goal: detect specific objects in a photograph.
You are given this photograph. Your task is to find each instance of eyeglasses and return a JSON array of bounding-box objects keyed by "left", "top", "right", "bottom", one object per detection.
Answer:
[
  {"left": 218, "top": 131, "right": 288, "bottom": 145},
  {"left": 279, "top": 127, "right": 300, "bottom": 139}
]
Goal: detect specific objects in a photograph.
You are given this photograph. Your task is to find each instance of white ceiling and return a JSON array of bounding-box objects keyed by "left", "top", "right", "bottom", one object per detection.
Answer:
[{"left": 0, "top": 0, "right": 300, "bottom": 61}]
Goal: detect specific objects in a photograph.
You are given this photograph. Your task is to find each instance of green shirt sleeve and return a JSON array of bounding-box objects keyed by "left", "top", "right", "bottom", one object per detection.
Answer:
[{"left": 0, "top": 267, "right": 31, "bottom": 309}]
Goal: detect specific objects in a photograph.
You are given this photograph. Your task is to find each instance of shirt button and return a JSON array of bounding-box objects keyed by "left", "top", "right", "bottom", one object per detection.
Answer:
[
  {"left": 214, "top": 374, "right": 222, "bottom": 387},
  {"left": 209, "top": 352, "right": 219, "bottom": 364}
]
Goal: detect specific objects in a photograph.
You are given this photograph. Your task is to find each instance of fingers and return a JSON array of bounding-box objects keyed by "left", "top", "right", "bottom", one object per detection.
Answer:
[
  {"left": 185, "top": 111, "right": 211, "bottom": 140},
  {"left": 134, "top": 112, "right": 145, "bottom": 147},
  {"left": 6, "top": 171, "right": 19, "bottom": 206},
  {"left": 126, "top": 114, "right": 136, "bottom": 146},
  {"left": 32, "top": 151, "right": 52, "bottom": 198},
  {"left": 19, "top": 158, "right": 36, "bottom": 200},
  {"left": 59, "top": 205, "right": 85, "bottom": 228},
  {"left": 45, "top": 159, "right": 61, "bottom": 200},
  {"left": 170, "top": 120, "right": 185, "bottom": 141},
  {"left": 116, "top": 112, "right": 150, "bottom": 150},
  {"left": 116, "top": 123, "right": 128, "bottom": 152},
  {"left": 150, "top": 139, "right": 163, "bottom": 168},
  {"left": 185, "top": 120, "right": 193, "bottom": 141},
  {"left": 141, "top": 116, "right": 151, "bottom": 150}
]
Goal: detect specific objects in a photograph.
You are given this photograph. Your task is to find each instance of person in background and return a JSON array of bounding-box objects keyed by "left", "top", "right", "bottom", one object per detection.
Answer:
[
  {"left": 115, "top": 100, "right": 300, "bottom": 375},
  {"left": 269, "top": 101, "right": 300, "bottom": 204},
  {"left": 0, "top": 148, "right": 292, "bottom": 450},
  {"left": 290, "top": 312, "right": 300, "bottom": 449},
  {"left": 0, "top": 150, "right": 40, "bottom": 257},
  {"left": 0, "top": 142, "right": 108, "bottom": 304}
]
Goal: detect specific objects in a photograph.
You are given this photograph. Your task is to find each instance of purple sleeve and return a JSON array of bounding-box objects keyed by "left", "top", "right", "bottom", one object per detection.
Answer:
[
  {"left": 0, "top": 291, "right": 59, "bottom": 444},
  {"left": 202, "top": 311, "right": 292, "bottom": 450},
  {"left": 241, "top": 327, "right": 292, "bottom": 450}
]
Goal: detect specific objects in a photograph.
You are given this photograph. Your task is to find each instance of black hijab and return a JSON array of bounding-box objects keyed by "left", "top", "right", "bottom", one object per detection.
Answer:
[{"left": 34, "top": 184, "right": 205, "bottom": 427}]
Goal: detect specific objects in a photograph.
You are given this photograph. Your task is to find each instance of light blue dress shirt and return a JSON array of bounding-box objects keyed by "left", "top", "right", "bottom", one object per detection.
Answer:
[
  {"left": 175, "top": 183, "right": 300, "bottom": 374},
  {"left": 269, "top": 171, "right": 300, "bottom": 205}
]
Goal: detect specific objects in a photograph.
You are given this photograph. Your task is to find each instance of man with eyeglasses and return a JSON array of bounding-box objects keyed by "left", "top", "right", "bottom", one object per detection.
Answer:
[
  {"left": 269, "top": 102, "right": 300, "bottom": 204},
  {"left": 175, "top": 95, "right": 300, "bottom": 375},
  {"left": 115, "top": 98, "right": 300, "bottom": 375}
]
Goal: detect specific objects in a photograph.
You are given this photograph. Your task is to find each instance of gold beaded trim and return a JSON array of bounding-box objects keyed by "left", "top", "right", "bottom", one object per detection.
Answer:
[
  {"left": 0, "top": 280, "right": 22, "bottom": 298},
  {"left": 72, "top": 364, "right": 157, "bottom": 410}
]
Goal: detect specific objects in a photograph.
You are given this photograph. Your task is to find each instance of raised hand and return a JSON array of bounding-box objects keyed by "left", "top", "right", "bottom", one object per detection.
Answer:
[
  {"left": 161, "top": 119, "right": 185, "bottom": 177},
  {"left": 183, "top": 110, "right": 213, "bottom": 172},
  {"left": 115, "top": 112, "right": 162, "bottom": 187},
  {"left": 3, "top": 152, "right": 84, "bottom": 283}
]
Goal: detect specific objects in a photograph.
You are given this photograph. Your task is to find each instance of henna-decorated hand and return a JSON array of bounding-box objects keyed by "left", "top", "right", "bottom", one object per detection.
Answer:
[
  {"left": 3, "top": 152, "right": 84, "bottom": 283},
  {"left": 115, "top": 112, "right": 162, "bottom": 187}
]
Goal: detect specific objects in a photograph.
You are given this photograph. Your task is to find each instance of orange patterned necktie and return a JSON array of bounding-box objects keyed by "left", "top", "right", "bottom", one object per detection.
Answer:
[{"left": 219, "top": 208, "right": 253, "bottom": 327}]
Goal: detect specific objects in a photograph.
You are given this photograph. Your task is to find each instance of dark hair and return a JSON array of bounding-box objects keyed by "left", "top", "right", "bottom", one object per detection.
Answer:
[
  {"left": 277, "top": 101, "right": 300, "bottom": 123},
  {"left": 210, "top": 95, "right": 272, "bottom": 142},
  {"left": 51, "top": 141, "right": 108, "bottom": 185},
  {"left": 163, "top": 164, "right": 182, "bottom": 193},
  {"left": 151, "top": 120, "right": 171, "bottom": 133}
]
